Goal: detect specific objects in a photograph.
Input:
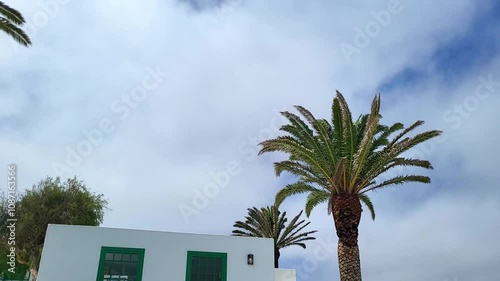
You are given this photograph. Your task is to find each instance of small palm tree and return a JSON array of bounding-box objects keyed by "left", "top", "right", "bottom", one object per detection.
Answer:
[
  {"left": 232, "top": 205, "right": 317, "bottom": 268},
  {"left": 0, "top": 1, "right": 31, "bottom": 47},
  {"left": 258, "top": 91, "right": 442, "bottom": 281}
]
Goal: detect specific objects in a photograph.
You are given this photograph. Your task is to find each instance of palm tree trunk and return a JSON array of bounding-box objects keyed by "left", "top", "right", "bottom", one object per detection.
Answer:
[
  {"left": 274, "top": 247, "right": 280, "bottom": 268},
  {"left": 332, "top": 194, "right": 362, "bottom": 281}
]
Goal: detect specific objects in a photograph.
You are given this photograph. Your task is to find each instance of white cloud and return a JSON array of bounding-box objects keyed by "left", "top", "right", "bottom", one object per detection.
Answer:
[{"left": 0, "top": 0, "right": 498, "bottom": 280}]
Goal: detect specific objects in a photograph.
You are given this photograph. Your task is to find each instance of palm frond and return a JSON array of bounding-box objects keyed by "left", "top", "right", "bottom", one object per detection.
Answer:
[
  {"left": 304, "top": 191, "right": 330, "bottom": 217},
  {"left": 278, "top": 111, "right": 324, "bottom": 157},
  {"left": 354, "top": 114, "right": 369, "bottom": 147},
  {"left": 259, "top": 136, "right": 327, "bottom": 177},
  {"left": 277, "top": 210, "right": 317, "bottom": 249},
  {"left": 260, "top": 134, "right": 335, "bottom": 190},
  {"left": 0, "top": 18, "right": 31, "bottom": 46},
  {"left": 0, "top": 1, "right": 25, "bottom": 25},
  {"left": 387, "top": 120, "right": 424, "bottom": 147},
  {"left": 294, "top": 105, "right": 340, "bottom": 167},
  {"left": 293, "top": 105, "right": 317, "bottom": 126},
  {"left": 390, "top": 130, "right": 442, "bottom": 156},
  {"left": 350, "top": 94, "right": 381, "bottom": 192},
  {"left": 381, "top": 158, "right": 434, "bottom": 174},
  {"left": 331, "top": 158, "right": 346, "bottom": 193},
  {"left": 275, "top": 182, "right": 324, "bottom": 206},
  {"left": 362, "top": 175, "right": 431, "bottom": 193},
  {"left": 331, "top": 97, "right": 344, "bottom": 155},
  {"left": 371, "top": 122, "right": 404, "bottom": 150},
  {"left": 312, "top": 119, "right": 338, "bottom": 167},
  {"left": 335, "top": 91, "right": 356, "bottom": 166},
  {"left": 273, "top": 160, "right": 324, "bottom": 186},
  {"left": 358, "top": 193, "right": 375, "bottom": 220}
]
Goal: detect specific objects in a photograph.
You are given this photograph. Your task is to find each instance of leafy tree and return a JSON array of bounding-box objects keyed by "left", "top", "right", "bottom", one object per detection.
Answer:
[
  {"left": 258, "top": 91, "right": 442, "bottom": 281},
  {"left": 0, "top": 1, "right": 31, "bottom": 47},
  {"left": 232, "top": 205, "right": 317, "bottom": 268},
  {"left": 0, "top": 177, "right": 108, "bottom": 281}
]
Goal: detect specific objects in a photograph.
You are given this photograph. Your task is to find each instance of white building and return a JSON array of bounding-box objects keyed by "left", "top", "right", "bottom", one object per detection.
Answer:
[{"left": 37, "top": 224, "right": 296, "bottom": 281}]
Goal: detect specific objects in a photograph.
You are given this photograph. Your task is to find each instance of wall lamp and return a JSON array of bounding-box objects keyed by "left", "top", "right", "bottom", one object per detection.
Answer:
[{"left": 247, "top": 254, "right": 254, "bottom": 265}]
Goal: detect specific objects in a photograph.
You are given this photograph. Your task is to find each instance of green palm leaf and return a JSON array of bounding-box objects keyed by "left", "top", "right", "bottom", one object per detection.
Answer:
[
  {"left": 0, "top": 2, "right": 31, "bottom": 47},
  {"left": 358, "top": 193, "right": 375, "bottom": 220},
  {"left": 305, "top": 191, "right": 330, "bottom": 217},
  {"left": 275, "top": 182, "right": 325, "bottom": 206},
  {"left": 0, "top": 18, "right": 31, "bottom": 46},
  {"left": 0, "top": 1, "right": 25, "bottom": 24}
]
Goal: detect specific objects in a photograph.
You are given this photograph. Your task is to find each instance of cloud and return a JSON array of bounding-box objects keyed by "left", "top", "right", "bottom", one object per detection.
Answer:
[{"left": 0, "top": 0, "right": 498, "bottom": 280}]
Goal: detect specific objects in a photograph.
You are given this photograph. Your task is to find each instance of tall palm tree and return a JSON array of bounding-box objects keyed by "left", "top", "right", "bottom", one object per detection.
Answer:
[
  {"left": 232, "top": 205, "right": 317, "bottom": 268},
  {"left": 258, "top": 91, "right": 442, "bottom": 281},
  {"left": 0, "top": 1, "right": 31, "bottom": 47}
]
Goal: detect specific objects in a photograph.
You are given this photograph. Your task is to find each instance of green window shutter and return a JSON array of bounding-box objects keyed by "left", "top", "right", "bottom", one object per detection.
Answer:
[
  {"left": 96, "top": 247, "right": 145, "bottom": 281},
  {"left": 186, "top": 251, "right": 227, "bottom": 281}
]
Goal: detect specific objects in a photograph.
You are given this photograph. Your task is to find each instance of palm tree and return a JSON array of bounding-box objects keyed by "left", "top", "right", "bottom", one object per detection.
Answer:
[
  {"left": 232, "top": 205, "right": 317, "bottom": 268},
  {"left": 0, "top": 1, "right": 31, "bottom": 47},
  {"left": 258, "top": 91, "right": 442, "bottom": 281}
]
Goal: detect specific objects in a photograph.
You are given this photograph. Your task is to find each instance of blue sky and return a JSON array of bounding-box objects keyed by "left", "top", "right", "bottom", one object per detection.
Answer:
[
  {"left": 379, "top": 0, "right": 500, "bottom": 93},
  {"left": 1, "top": 0, "right": 499, "bottom": 280}
]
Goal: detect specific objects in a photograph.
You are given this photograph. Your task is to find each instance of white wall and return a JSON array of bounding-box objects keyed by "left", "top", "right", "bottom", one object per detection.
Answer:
[
  {"left": 275, "top": 268, "right": 296, "bottom": 281},
  {"left": 37, "top": 224, "right": 275, "bottom": 281}
]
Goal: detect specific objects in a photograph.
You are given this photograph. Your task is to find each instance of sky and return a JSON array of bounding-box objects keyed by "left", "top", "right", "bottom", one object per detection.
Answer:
[{"left": 1, "top": 0, "right": 499, "bottom": 280}]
